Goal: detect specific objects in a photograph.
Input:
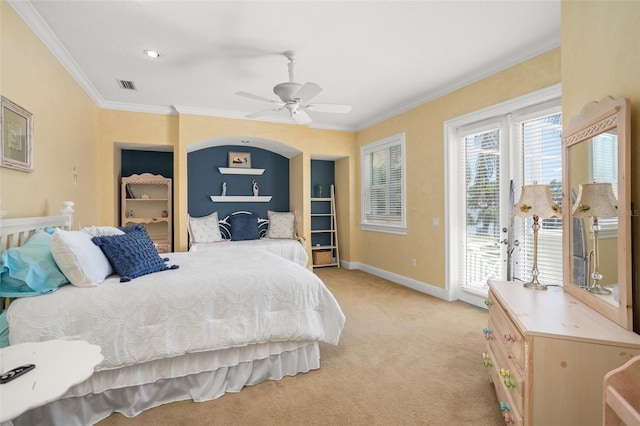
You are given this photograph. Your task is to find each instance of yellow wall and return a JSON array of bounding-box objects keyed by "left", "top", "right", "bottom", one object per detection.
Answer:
[
  {"left": 561, "top": 0, "right": 640, "bottom": 328},
  {"left": 356, "top": 49, "right": 560, "bottom": 288},
  {"left": 0, "top": 2, "right": 100, "bottom": 228},
  {"left": 3, "top": 0, "right": 637, "bottom": 297}
]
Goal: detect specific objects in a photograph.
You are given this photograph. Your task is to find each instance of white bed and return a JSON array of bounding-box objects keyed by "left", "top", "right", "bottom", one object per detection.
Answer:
[
  {"left": 0, "top": 204, "right": 344, "bottom": 425},
  {"left": 188, "top": 210, "right": 309, "bottom": 267}
]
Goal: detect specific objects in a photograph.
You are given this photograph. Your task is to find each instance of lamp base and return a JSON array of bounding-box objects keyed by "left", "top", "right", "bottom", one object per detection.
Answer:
[
  {"left": 587, "top": 284, "right": 612, "bottom": 295},
  {"left": 523, "top": 281, "right": 548, "bottom": 291}
]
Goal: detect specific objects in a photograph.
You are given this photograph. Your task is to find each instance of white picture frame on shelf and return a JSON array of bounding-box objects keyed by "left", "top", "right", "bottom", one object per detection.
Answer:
[{"left": 228, "top": 152, "right": 251, "bottom": 169}]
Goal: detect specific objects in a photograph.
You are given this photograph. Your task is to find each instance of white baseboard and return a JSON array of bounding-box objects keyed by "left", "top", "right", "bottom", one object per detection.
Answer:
[{"left": 340, "top": 260, "right": 453, "bottom": 301}]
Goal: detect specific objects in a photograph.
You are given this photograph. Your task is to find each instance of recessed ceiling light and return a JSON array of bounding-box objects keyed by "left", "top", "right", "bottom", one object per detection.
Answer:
[{"left": 144, "top": 50, "right": 160, "bottom": 58}]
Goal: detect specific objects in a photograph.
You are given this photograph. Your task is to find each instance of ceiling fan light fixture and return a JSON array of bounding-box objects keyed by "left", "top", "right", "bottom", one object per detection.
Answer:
[{"left": 273, "top": 82, "right": 302, "bottom": 101}]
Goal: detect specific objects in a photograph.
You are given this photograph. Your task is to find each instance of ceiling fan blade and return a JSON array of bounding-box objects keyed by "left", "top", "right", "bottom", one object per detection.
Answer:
[
  {"left": 235, "top": 91, "right": 281, "bottom": 104},
  {"left": 293, "top": 82, "right": 322, "bottom": 103},
  {"left": 246, "top": 103, "right": 287, "bottom": 119},
  {"left": 246, "top": 109, "right": 276, "bottom": 119},
  {"left": 292, "top": 109, "right": 312, "bottom": 125},
  {"left": 305, "top": 103, "right": 352, "bottom": 114}
]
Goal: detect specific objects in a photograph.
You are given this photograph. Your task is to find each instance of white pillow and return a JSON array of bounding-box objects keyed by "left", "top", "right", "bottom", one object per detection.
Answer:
[
  {"left": 266, "top": 211, "right": 296, "bottom": 239},
  {"left": 188, "top": 212, "right": 223, "bottom": 243},
  {"left": 50, "top": 229, "right": 113, "bottom": 287},
  {"left": 82, "top": 226, "right": 125, "bottom": 237}
]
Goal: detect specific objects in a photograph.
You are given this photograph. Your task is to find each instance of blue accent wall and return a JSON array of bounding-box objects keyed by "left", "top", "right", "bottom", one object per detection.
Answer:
[
  {"left": 311, "top": 160, "right": 335, "bottom": 198},
  {"left": 121, "top": 150, "right": 173, "bottom": 178},
  {"left": 188, "top": 146, "right": 290, "bottom": 219}
]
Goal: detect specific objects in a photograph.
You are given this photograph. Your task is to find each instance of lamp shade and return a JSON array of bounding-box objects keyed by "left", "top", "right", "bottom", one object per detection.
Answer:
[
  {"left": 511, "top": 183, "right": 560, "bottom": 218},
  {"left": 571, "top": 182, "right": 618, "bottom": 219}
]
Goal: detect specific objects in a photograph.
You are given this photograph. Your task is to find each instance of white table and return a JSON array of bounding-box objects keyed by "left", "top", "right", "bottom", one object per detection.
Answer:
[{"left": 0, "top": 340, "right": 103, "bottom": 422}]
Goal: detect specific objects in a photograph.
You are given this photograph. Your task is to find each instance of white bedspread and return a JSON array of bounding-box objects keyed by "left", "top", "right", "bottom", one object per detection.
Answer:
[
  {"left": 189, "top": 238, "right": 309, "bottom": 267},
  {"left": 7, "top": 250, "right": 344, "bottom": 371}
]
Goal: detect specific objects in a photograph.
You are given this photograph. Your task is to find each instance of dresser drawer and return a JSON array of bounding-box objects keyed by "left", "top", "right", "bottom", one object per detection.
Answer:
[
  {"left": 487, "top": 291, "right": 525, "bottom": 371},
  {"left": 486, "top": 345, "right": 524, "bottom": 426},
  {"left": 487, "top": 318, "right": 525, "bottom": 414}
]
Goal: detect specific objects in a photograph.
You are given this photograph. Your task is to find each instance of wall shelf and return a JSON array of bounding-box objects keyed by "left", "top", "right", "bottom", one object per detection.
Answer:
[
  {"left": 210, "top": 195, "right": 272, "bottom": 202},
  {"left": 218, "top": 167, "right": 265, "bottom": 175}
]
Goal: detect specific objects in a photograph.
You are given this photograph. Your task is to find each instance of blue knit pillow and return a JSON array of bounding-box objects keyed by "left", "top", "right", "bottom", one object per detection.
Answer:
[
  {"left": 92, "top": 227, "right": 178, "bottom": 282},
  {"left": 229, "top": 214, "right": 260, "bottom": 241}
]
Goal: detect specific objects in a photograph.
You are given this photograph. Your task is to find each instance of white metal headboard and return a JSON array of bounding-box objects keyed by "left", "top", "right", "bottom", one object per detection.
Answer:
[{"left": 0, "top": 201, "right": 74, "bottom": 253}]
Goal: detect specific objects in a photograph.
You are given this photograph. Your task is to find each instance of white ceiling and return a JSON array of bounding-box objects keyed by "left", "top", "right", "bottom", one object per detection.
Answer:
[{"left": 11, "top": 0, "right": 560, "bottom": 132}]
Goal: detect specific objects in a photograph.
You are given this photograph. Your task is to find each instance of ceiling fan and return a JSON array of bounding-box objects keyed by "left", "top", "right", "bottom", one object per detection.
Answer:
[{"left": 236, "top": 51, "right": 351, "bottom": 125}]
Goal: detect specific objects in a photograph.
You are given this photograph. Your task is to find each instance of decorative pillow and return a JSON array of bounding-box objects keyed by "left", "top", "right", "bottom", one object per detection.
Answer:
[
  {"left": 82, "top": 226, "right": 125, "bottom": 237},
  {"left": 0, "top": 229, "right": 69, "bottom": 297},
  {"left": 92, "top": 228, "right": 178, "bottom": 282},
  {"left": 266, "top": 211, "right": 297, "bottom": 239},
  {"left": 119, "top": 224, "right": 149, "bottom": 234},
  {"left": 229, "top": 214, "right": 260, "bottom": 241},
  {"left": 51, "top": 229, "right": 113, "bottom": 287},
  {"left": 188, "top": 212, "right": 223, "bottom": 243}
]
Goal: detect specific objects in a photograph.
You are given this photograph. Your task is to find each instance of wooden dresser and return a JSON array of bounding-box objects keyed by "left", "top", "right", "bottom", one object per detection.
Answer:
[{"left": 484, "top": 280, "right": 640, "bottom": 425}]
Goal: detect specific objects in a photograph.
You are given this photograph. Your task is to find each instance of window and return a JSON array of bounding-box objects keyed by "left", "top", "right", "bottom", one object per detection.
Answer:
[
  {"left": 514, "top": 110, "right": 564, "bottom": 286},
  {"left": 590, "top": 131, "right": 618, "bottom": 237},
  {"left": 361, "top": 133, "right": 406, "bottom": 234}
]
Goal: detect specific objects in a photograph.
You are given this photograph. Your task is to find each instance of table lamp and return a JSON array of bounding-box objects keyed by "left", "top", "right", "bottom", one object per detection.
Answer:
[
  {"left": 511, "top": 183, "right": 561, "bottom": 290},
  {"left": 571, "top": 182, "right": 618, "bottom": 295}
]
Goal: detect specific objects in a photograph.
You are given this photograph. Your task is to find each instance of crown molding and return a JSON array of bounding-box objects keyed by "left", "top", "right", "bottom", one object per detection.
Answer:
[{"left": 8, "top": 0, "right": 105, "bottom": 106}]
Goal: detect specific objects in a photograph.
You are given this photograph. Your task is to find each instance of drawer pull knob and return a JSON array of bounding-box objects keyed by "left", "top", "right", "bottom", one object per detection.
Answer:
[
  {"left": 482, "top": 352, "right": 493, "bottom": 367},
  {"left": 504, "top": 333, "right": 516, "bottom": 342},
  {"left": 483, "top": 328, "right": 494, "bottom": 340},
  {"left": 484, "top": 299, "right": 493, "bottom": 306},
  {"left": 503, "top": 412, "right": 517, "bottom": 423},
  {"left": 504, "top": 377, "right": 517, "bottom": 388},
  {"left": 499, "top": 401, "right": 511, "bottom": 412}
]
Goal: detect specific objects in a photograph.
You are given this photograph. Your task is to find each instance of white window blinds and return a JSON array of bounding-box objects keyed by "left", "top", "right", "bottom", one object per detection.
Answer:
[
  {"left": 513, "top": 111, "right": 563, "bottom": 286},
  {"left": 590, "top": 131, "right": 619, "bottom": 236},
  {"left": 361, "top": 133, "right": 406, "bottom": 234}
]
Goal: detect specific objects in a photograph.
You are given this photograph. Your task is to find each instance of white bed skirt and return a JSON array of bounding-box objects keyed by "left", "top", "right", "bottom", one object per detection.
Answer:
[{"left": 8, "top": 342, "right": 320, "bottom": 426}]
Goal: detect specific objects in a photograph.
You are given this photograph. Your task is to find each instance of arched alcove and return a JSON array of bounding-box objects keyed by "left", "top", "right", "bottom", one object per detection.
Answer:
[
  {"left": 187, "top": 135, "right": 302, "bottom": 159},
  {"left": 187, "top": 136, "right": 303, "bottom": 219}
]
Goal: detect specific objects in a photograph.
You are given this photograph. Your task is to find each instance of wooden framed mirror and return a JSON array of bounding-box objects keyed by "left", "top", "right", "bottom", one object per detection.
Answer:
[{"left": 562, "top": 96, "right": 632, "bottom": 329}]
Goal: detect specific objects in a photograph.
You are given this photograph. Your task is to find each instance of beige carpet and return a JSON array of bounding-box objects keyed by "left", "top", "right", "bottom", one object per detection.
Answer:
[{"left": 99, "top": 268, "right": 502, "bottom": 425}]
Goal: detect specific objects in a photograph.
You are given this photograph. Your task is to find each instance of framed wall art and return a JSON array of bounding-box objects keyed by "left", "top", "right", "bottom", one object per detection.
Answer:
[
  {"left": 228, "top": 151, "right": 251, "bottom": 169},
  {"left": 1, "top": 96, "right": 33, "bottom": 172}
]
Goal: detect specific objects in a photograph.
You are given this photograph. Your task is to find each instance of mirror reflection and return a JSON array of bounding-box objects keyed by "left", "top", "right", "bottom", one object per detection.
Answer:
[
  {"left": 563, "top": 96, "right": 631, "bottom": 330},
  {"left": 569, "top": 129, "right": 618, "bottom": 307}
]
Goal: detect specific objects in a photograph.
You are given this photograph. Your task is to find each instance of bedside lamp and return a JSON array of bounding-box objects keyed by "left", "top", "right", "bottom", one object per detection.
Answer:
[
  {"left": 511, "top": 183, "right": 561, "bottom": 290},
  {"left": 571, "top": 182, "right": 618, "bottom": 295}
]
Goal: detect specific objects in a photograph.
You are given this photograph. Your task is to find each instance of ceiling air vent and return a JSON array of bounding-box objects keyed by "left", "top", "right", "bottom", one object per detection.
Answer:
[{"left": 117, "top": 79, "right": 137, "bottom": 90}]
